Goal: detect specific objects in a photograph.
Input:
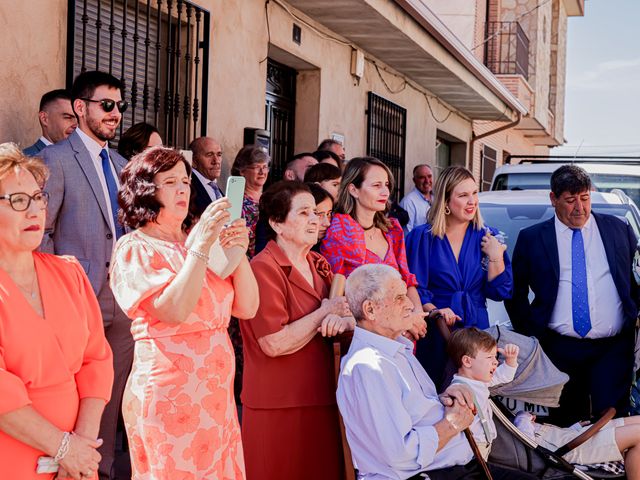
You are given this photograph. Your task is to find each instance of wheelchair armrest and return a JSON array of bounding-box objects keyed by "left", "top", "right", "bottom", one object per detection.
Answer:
[{"left": 554, "top": 407, "right": 616, "bottom": 456}]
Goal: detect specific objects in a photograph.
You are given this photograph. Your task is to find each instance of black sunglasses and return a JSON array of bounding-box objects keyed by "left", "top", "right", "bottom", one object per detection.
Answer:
[{"left": 81, "top": 98, "right": 129, "bottom": 113}]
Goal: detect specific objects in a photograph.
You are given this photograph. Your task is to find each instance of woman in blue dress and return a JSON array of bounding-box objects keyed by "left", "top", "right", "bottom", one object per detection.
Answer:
[{"left": 406, "top": 166, "right": 513, "bottom": 390}]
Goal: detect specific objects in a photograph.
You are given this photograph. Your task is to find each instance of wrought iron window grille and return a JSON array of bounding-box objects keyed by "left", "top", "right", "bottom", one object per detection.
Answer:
[
  {"left": 366, "top": 92, "right": 407, "bottom": 202},
  {"left": 67, "top": 0, "right": 210, "bottom": 148}
]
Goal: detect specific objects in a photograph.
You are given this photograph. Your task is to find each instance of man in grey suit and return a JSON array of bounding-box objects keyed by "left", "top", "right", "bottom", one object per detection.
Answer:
[
  {"left": 40, "top": 71, "right": 131, "bottom": 480},
  {"left": 23, "top": 89, "right": 77, "bottom": 156}
]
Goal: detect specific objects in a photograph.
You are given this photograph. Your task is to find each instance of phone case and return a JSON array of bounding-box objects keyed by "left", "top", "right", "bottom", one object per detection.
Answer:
[{"left": 225, "top": 176, "right": 246, "bottom": 222}]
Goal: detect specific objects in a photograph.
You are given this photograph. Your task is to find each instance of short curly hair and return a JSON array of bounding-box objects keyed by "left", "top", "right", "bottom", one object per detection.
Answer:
[{"left": 118, "top": 146, "right": 193, "bottom": 230}]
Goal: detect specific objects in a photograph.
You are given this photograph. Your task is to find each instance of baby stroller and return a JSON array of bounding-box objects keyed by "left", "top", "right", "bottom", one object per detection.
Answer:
[{"left": 484, "top": 326, "right": 626, "bottom": 480}]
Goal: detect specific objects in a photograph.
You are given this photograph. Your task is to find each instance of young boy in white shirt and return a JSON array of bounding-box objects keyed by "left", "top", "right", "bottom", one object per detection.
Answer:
[
  {"left": 448, "top": 327, "right": 640, "bottom": 475},
  {"left": 447, "top": 327, "right": 519, "bottom": 460}
]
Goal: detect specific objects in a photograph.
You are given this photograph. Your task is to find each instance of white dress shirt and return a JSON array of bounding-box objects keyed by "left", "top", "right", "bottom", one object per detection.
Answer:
[
  {"left": 399, "top": 188, "right": 431, "bottom": 233},
  {"left": 452, "top": 363, "right": 517, "bottom": 448},
  {"left": 192, "top": 168, "right": 221, "bottom": 200},
  {"left": 39, "top": 136, "right": 52, "bottom": 146},
  {"left": 549, "top": 214, "right": 624, "bottom": 338},
  {"left": 76, "top": 127, "right": 119, "bottom": 237},
  {"left": 337, "top": 327, "right": 473, "bottom": 480}
]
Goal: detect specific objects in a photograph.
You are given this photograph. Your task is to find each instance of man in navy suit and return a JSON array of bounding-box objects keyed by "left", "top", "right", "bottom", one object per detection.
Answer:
[
  {"left": 506, "top": 165, "right": 639, "bottom": 426},
  {"left": 189, "top": 136, "right": 224, "bottom": 218},
  {"left": 23, "top": 89, "right": 77, "bottom": 155},
  {"left": 40, "top": 71, "right": 131, "bottom": 479}
]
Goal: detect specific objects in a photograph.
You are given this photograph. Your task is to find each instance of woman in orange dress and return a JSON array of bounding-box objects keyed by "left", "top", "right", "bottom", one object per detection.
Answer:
[
  {"left": 0, "top": 143, "right": 114, "bottom": 480},
  {"left": 109, "top": 146, "right": 258, "bottom": 479}
]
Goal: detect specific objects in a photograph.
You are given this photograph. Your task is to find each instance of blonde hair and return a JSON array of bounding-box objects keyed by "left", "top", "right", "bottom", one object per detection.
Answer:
[
  {"left": 427, "top": 166, "right": 483, "bottom": 238},
  {"left": 335, "top": 157, "right": 393, "bottom": 232},
  {"left": 0, "top": 143, "right": 49, "bottom": 189}
]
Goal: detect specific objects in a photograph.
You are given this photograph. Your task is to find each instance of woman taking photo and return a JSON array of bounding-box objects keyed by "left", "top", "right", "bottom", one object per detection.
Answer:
[
  {"left": 406, "top": 165, "right": 512, "bottom": 389},
  {"left": 320, "top": 156, "right": 426, "bottom": 339},
  {"left": 241, "top": 181, "right": 353, "bottom": 480},
  {"left": 110, "top": 146, "right": 258, "bottom": 479},
  {"left": 0, "top": 143, "right": 113, "bottom": 480}
]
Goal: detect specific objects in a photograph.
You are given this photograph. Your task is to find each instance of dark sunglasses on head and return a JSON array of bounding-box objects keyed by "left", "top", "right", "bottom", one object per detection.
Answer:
[{"left": 81, "top": 98, "right": 129, "bottom": 113}]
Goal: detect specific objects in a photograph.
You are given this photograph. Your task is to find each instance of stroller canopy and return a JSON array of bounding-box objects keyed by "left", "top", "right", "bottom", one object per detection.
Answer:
[{"left": 486, "top": 326, "right": 569, "bottom": 408}]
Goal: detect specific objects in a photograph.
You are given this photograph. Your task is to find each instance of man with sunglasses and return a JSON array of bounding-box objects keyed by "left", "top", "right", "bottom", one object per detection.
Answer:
[{"left": 39, "top": 70, "right": 131, "bottom": 480}]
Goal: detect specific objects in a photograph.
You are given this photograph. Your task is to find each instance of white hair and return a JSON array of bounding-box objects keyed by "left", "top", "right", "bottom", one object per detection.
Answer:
[{"left": 345, "top": 264, "right": 401, "bottom": 321}]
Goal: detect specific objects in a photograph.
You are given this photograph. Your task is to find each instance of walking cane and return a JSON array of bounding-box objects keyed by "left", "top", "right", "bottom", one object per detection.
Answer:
[{"left": 436, "top": 316, "right": 493, "bottom": 480}]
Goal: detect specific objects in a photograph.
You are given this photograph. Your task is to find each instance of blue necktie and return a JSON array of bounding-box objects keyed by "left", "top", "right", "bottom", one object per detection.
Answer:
[
  {"left": 571, "top": 228, "right": 591, "bottom": 337},
  {"left": 208, "top": 180, "right": 223, "bottom": 200},
  {"left": 100, "top": 149, "right": 124, "bottom": 239}
]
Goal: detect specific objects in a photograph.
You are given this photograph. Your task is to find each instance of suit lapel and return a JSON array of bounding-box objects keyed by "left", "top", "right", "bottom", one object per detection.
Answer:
[
  {"left": 541, "top": 218, "right": 560, "bottom": 280},
  {"left": 593, "top": 213, "right": 618, "bottom": 279},
  {"left": 69, "top": 132, "right": 112, "bottom": 227}
]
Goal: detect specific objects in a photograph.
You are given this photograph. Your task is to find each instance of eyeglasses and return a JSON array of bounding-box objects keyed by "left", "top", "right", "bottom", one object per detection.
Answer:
[
  {"left": 244, "top": 164, "right": 270, "bottom": 173},
  {"left": 154, "top": 179, "right": 191, "bottom": 189},
  {"left": 81, "top": 98, "right": 129, "bottom": 113},
  {"left": 0, "top": 191, "right": 49, "bottom": 211}
]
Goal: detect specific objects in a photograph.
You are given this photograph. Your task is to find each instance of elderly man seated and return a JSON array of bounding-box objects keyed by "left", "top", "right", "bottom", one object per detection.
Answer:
[{"left": 338, "top": 264, "right": 536, "bottom": 480}]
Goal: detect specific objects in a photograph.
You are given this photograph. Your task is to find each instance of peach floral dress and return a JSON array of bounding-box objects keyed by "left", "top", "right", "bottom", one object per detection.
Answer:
[{"left": 110, "top": 230, "right": 245, "bottom": 480}]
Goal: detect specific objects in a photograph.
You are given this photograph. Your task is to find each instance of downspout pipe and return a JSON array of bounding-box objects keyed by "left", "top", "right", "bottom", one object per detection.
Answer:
[{"left": 467, "top": 112, "right": 522, "bottom": 168}]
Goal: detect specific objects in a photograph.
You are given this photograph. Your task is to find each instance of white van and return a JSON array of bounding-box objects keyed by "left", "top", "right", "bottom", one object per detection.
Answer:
[{"left": 490, "top": 157, "right": 640, "bottom": 206}]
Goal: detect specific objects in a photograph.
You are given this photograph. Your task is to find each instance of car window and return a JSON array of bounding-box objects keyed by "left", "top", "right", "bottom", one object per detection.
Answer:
[
  {"left": 480, "top": 203, "right": 640, "bottom": 258},
  {"left": 492, "top": 172, "right": 640, "bottom": 206},
  {"left": 590, "top": 173, "right": 640, "bottom": 206},
  {"left": 492, "top": 173, "right": 551, "bottom": 191}
]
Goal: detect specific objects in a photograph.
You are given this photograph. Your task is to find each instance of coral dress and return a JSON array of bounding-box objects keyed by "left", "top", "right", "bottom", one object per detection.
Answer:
[
  {"left": 0, "top": 252, "right": 114, "bottom": 479},
  {"left": 110, "top": 230, "right": 244, "bottom": 479}
]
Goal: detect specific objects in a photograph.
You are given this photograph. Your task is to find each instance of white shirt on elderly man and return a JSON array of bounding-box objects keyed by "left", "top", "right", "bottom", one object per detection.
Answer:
[{"left": 337, "top": 326, "right": 473, "bottom": 480}]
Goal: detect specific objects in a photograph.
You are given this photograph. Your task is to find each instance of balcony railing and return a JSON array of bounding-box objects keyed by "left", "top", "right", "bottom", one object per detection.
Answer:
[{"left": 484, "top": 21, "right": 529, "bottom": 80}]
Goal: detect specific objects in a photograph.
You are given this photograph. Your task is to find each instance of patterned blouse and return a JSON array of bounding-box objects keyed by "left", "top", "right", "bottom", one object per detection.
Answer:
[
  {"left": 242, "top": 195, "right": 260, "bottom": 259},
  {"left": 320, "top": 213, "right": 418, "bottom": 287}
]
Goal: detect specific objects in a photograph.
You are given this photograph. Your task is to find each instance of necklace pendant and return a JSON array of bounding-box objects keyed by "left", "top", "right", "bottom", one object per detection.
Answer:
[{"left": 31, "top": 291, "right": 37, "bottom": 300}]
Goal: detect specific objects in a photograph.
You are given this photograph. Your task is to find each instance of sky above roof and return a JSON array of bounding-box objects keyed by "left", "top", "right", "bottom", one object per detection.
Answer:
[{"left": 553, "top": 0, "right": 640, "bottom": 156}]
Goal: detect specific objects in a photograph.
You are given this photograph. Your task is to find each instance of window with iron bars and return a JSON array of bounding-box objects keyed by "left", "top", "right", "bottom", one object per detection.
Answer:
[
  {"left": 66, "top": 0, "right": 210, "bottom": 148},
  {"left": 481, "top": 145, "right": 498, "bottom": 192},
  {"left": 366, "top": 92, "right": 407, "bottom": 202}
]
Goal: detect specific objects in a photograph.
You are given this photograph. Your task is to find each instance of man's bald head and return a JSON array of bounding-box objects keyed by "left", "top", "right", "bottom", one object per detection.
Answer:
[{"left": 189, "top": 136, "right": 222, "bottom": 180}]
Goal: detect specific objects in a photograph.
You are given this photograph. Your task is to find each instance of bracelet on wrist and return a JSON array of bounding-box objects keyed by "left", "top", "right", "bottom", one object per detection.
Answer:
[
  {"left": 187, "top": 249, "right": 210, "bottom": 263},
  {"left": 488, "top": 256, "right": 503, "bottom": 262},
  {"left": 54, "top": 431, "right": 72, "bottom": 463}
]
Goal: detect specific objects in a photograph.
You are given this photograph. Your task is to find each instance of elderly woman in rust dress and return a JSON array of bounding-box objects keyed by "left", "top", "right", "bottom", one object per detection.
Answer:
[{"left": 240, "top": 180, "right": 354, "bottom": 480}]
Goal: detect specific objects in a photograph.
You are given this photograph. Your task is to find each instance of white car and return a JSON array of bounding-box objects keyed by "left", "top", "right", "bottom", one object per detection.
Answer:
[
  {"left": 479, "top": 189, "right": 640, "bottom": 328},
  {"left": 490, "top": 160, "right": 640, "bottom": 207}
]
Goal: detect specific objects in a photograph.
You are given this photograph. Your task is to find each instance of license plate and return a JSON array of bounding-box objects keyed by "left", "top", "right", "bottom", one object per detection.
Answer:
[{"left": 494, "top": 395, "right": 550, "bottom": 417}]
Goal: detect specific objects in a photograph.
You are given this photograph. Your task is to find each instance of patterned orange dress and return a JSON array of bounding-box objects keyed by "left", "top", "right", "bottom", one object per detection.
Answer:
[{"left": 110, "top": 230, "right": 245, "bottom": 479}]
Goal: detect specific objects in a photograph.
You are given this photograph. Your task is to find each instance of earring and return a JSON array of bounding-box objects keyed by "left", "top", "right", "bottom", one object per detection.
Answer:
[{"left": 444, "top": 205, "right": 451, "bottom": 215}]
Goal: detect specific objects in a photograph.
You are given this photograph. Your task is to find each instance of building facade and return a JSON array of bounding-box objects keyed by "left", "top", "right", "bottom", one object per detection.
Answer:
[{"left": 0, "top": 0, "right": 582, "bottom": 195}]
